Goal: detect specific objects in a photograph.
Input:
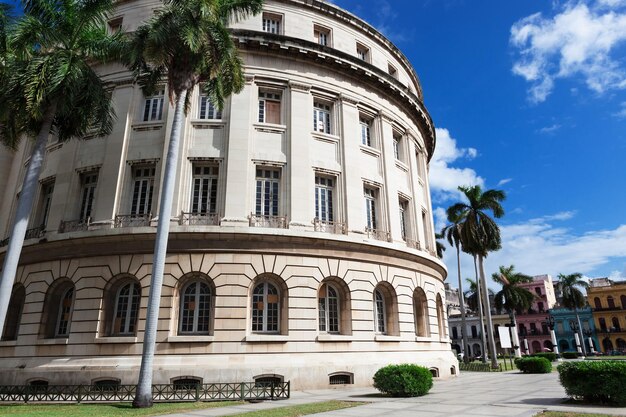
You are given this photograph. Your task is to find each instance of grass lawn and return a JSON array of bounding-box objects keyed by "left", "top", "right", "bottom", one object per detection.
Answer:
[
  {"left": 535, "top": 412, "right": 617, "bottom": 417},
  {"left": 227, "top": 401, "right": 366, "bottom": 417},
  {"left": 0, "top": 400, "right": 243, "bottom": 417}
]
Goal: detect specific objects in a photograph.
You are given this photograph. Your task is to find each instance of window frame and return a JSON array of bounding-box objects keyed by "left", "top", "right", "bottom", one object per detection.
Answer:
[
  {"left": 262, "top": 12, "right": 282, "bottom": 34},
  {"left": 255, "top": 167, "right": 281, "bottom": 217},
  {"left": 198, "top": 94, "right": 222, "bottom": 120},
  {"left": 374, "top": 289, "right": 387, "bottom": 334},
  {"left": 258, "top": 90, "right": 282, "bottom": 125},
  {"left": 356, "top": 42, "right": 370, "bottom": 62},
  {"left": 313, "top": 24, "right": 331, "bottom": 47},
  {"left": 364, "top": 186, "right": 378, "bottom": 230},
  {"left": 54, "top": 286, "right": 75, "bottom": 338},
  {"left": 79, "top": 171, "right": 98, "bottom": 221},
  {"left": 319, "top": 283, "right": 340, "bottom": 334},
  {"left": 251, "top": 281, "right": 281, "bottom": 334},
  {"left": 190, "top": 165, "right": 219, "bottom": 215},
  {"left": 178, "top": 280, "right": 213, "bottom": 335},
  {"left": 38, "top": 180, "right": 55, "bottom": 228},
  {"left": 313, "top": 100, "right": 332, "bottom": 134},
  {"left": 142, "top": 90, "right": 165, "bottom": 122},
  {"left": 130, "top": 166, "right": 155, "bottom": 216},
  {"left": 314, "top": 175, "right": 335, "bottom": 223},
  {"left": 112, "top": 281, "right": 141, "bottom": 336}
]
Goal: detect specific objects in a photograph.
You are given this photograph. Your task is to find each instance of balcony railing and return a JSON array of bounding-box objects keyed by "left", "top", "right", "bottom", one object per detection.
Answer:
[
  {"left": 59, "top": 218, "right": 90, "bottom": 233},
  {"left": 598, "top": 328, "right": 625, "bottom": 334},
  {"left": 365, "top": 228, "right": 390, "bottom": 242},
  {"left": 179, "top": 212, "right": 220, "bottom": 226},
  {"left": 0, "top": 237, "right": 8, "bottom": 247},
  {"left": 114, "top": 213, "right": 152, "bottom": 228},
  {"left": 313, "top": 218, "right": 346, "bottom": 234},
  {"left": 405, "top": 238, "right": 420, "bottom": 250},
  {"left": 593, "top": 306, "right": 624, "bottom": 312},
  {"left": 25, "top": 225, "right": 46, "bottom": 240},
  {"left": 249, "top": 213, "right": 288, "bottom": 229}
]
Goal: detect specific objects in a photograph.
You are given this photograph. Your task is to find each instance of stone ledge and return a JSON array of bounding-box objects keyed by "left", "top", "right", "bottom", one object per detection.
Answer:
[
  {"left": 167, "top": 335, "right": 214, "bottom": 343},
  {"left": 94, "top": 336, "right": 137, "bottom": 344},
  {"left": 244, "top": 334, "right": 289, "bottom": 343}
]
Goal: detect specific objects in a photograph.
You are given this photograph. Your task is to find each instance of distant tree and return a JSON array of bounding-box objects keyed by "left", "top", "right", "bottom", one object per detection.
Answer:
[
  {"left": 557, "top": 272, "right": 589, "bottom": 355},
  {"left": 435, "top": 231, "right": 446, "bottom": 259}
]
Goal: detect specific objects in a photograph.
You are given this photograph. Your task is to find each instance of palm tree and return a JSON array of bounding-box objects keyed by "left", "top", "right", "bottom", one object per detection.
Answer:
[
  {"left": 435, "top": 231, "right": 446, "bottom": 258},
  {"left": 0, "top": 0, "right": 124, "bottom": 337},
  {"left": 492, "top": 265, "right": 534, "bottom": 357},
  {"left": 464, "top": 276, "right": 491, "bottom": 360},
  {"left": 557, "top": 272, "right": 589, "bottom": 355},
  {"left": 448, "top": 185, "right": 505, "bottom": 368},
  {"left": 128, "top": 0, "right": 263, "bottom": 407},
  {"left": 441, "top": 213, "right": 469, "bottom": 362}
]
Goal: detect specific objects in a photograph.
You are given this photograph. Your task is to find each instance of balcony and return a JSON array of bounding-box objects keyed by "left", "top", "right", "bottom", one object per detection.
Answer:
[
  {"left": 365, "top": 228, "right": 390, "bottom": 242},
  {"left": 313, "top": 219, "right": 346, "bottom": 235},
  {"left": 593, "top": 306, "right": 624, "bottom": 312},
  {"left": 249, "top": 214, "right": 288, "bottom": 229},
  {"left": 597, "top": 328, "right": 625, "bottom": 334},
  {"left": 114, "top": 214, "right": 152, "bottom": 228},
  {"left": 59, "top": 218, "right": 90, "bottom": 233},
  {"left": 25, "top": 225, "right": 46, "bottom": 240},
  {"left": 0, "top": 237, "right": 8, "bottom": 247},
  {"left": 179, "top": 212, "right": 220, "bottom": 226}
]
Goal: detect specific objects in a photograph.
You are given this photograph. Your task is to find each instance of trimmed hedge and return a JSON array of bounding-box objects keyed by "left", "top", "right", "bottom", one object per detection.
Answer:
[
  {"left": 561, "top": 352, "right": 580, "bottom": 359},
  {"left": 373, "top": 364, "right": 433, "bottom": 397},
  {"left": 558, "top": 361, "right": 626, "bottom": 405},
  {"left": 515, "top": 357, "right": 552, "bottom": 373},
  {"left": 530, "top": 352, "right": 557, "bottom": 362}
]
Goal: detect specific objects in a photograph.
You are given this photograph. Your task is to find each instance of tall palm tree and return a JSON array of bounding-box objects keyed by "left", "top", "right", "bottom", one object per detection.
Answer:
[
  {"left": 434, "top": 231, "right": 446, "bottom": 259},
  {"left": 128, "top": 0, "right": 263, "bottom": 407},
  {"left": 448, "top": 185, "right": 505, "bottom": 368},
  {"left": 464, "top": 276, "right": 491, "bottom": 360},
  {"left": 557, "top": 272, "right": 589, "bottom": 355},
  {"left": 0, "top": 0, "right": 124, "bottom": 337},
  {"left": 441, "top": 213, "right": 469, "bottom": 362},
  {"left": 492, "top": 265, "right": 534, "bottom": 357}
]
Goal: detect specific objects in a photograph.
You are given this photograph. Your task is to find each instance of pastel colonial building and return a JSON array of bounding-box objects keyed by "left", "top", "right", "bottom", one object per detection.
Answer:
[
  {"left": 0, "top": 0, "right": 455, "bottom": 389},
  {"left": 516, "top": 275, "right": 557, "bottom": 354},
  {"left": 588, "top": 278, "right": 626, "bottom": 353}
]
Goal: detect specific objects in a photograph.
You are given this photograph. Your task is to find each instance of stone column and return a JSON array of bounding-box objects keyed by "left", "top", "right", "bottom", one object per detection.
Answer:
[
  {"left": 339, "top": 95, "right": 364, "bottom": 234},
  {"left": 378, "top": 111, "right": 400, "bottom": 242}
]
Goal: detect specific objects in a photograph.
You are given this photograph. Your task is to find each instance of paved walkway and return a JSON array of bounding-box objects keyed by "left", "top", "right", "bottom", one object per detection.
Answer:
[{"left": 164, "top": 371, "right": 626, "bottom": 417}]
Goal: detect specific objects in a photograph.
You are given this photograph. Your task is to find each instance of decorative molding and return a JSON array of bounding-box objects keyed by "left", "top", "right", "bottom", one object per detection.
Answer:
[
  {"left": 378, "top": 110, "right": 395, "bottom": 124},
  {"left": 75, "top": 164, "right": 102, "bottom": 174},
  {"left": 187, "top": 157, "right": 222, "bottom": 163},
  {"left": 126, "top": 158, "right": 159, "bottom": 166},
  {"left": 244, "top": 74, "right": 256, "bottom": 85},
  {"left": 339, "top": 93, "right": 359, "bottom": 106}
]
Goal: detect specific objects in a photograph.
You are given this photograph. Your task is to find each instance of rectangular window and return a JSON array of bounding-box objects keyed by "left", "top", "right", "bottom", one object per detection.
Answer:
[
  {"left": 39, "top": 181, "right": 55, "bottom": 227},
  {"left": 356, "top": 43, "right": 370, "bottom": 62},
  {"left": 313, "top": 101, "right": 331, "bottom": 134},
  {"left": 198, "top": 95, "right": 222, "bottom": 120},
  {"left": 421, "top": 210, "right": 430, "bottom": 249},
  {"left": 191, "top": 165, "right": 219, "bottom": 214},
  {"left": 364, "top": 187, "right": 377, "bottom": 230},
  {"left": 79, "top": 172, "right": 98, "bottom": 221},
  {"left": 108, "top": 17, "right": 123, "bottom": 34},
  {"left": 143, "top": 90, "right": 164, "bottom": 122},
  {"left": 393, "top": 138, "right": 400, "bottom": 160},
  {"left": 131, "top": 167, "right": 155, "bottom": 215},
  {"left": 262, "top": 13, "right": 282, "bottom": 34},
  {"left": 388, "top": 63, "right": 397, "bottom": 78},
  {"left": 314, "top": 25, "right": 330, "bottom": 46},
  {"left": 255, "top": 168, "right": 280, "bottom": 217},
  {"left": 315, "top": 176, "right": 334, "bottom": 222},
  {"left": 399, "top": 199, "right": 408, "bottom": 241},
  {"left": 258, "top": 91, "right": 281, "bottom": 124},
  {"left": 416, "top": 151, "right": 426, "bottom": 179},
  {"left": 360, "top": 118, "right": 371, "bottom": 147}
]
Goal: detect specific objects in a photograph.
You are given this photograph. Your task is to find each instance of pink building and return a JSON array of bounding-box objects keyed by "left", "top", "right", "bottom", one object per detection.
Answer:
[{"left": 516, "top": 275, "right": 557, "bottom": 354}]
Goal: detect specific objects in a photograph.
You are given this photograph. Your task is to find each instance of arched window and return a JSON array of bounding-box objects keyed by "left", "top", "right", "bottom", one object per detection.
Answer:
[
  {"left": 608, "top": 296, "right": 616, "bottom": 309},
  {"left": 179, "top": 280, "right": 212, "bottom": 335},
  {"left": 603, "top": 337, "right": 613, "bottom": 352},
  {"left": 55, "top": 287, "right": 74, "bottom": 337},
  {"left": 594, "top": 297, "right": 602, "bottom": 309},
  {"left": 436, "top": 294, "right": 446, "bottom": 338},
  {"left": 599, "top": 317, "right": 607, "bottom": 331},
  {"left": 113, "top": 282, "right": 141, "bottom": 336},
  {"left": 471, "top": 325, "right": 478, "bottom": 338},
  {"left": 372, "top": 283, "right": 398, "bottom": 336},
  {"left": 621, "top": 295, "right": 626, "bottom": 310},
  {"left": 2, "top": 284, "right": 25, "bottom": 341},
  {"left": 41, "top": 279, "right": 75, "bottom": 339},
  {"left": 612, "top": 317, "right": 621, "bottom": 331},
  {"left": 374, "top": 289, "right": 386, "bottom": 334},
  {"left": 252, "top": 281, "right": 280, "bottom": 333},
  {"left": 413, "top": 287, "right": 429, "bottom": 337},
  {"left": 319, "top": 283, "right": 340, "bottom": 334},
  {"left": 531, "top": 340, "right": 541, "bottom": 353}
]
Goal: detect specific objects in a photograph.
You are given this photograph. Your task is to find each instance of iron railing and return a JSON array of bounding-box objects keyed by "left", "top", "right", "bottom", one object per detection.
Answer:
[
  {"left": 179, "top": 212, "right": 220, "bottom": 226},
  {"left": 114, "top": 213, "right": 152, "bottom": 228},
  {"left": 59, "top": 218, "right": 90, "bottom": 233},
  {"left": 405, "top": 238, "right": 420, "bottom": 250},
  {"left": 24, "top": 225, "right": 46, "bottom": 240},
  {"left": 313, "top": 218, "right": 346, "bottom": 234},
  {"left": 0, "top": 237, "right": 8, "bottom": 247},
  {"left": 249, "top": 213, "right": 288, "bottom": 229},
  {"left": 0, "top": 381, "right": 290, "bottom": 403},
  {"left": 365, "top": 228, "right": 390, "bottom": 242}
]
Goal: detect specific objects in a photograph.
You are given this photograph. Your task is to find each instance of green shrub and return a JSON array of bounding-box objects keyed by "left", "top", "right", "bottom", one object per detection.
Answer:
[
  {"left": 373, "top": 364, "right": 433, "bottom": 397},
  {"left": 530, "top": 352, "right": 557, "bottom": 362},
  {"left": 558, "top": 361, "right": 626, "bottom": 406},
  {"left": 561, "top": 352, "right": 580, "bottom": 359},
  {"left": 515, "top": 357, "right": 552, "bottom": 373}
]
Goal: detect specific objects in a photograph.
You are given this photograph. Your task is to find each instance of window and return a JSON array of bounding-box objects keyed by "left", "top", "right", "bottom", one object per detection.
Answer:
[
  {"left": 599, "top": 317, "right": 607, "bottom": 330},
  {"left": 179, "top": 281, "right": 212, "bottom": 335},
  {"left": 364, "top": 187, "right": 377, "bottom": 230},
  {"left": 107, "top": 17, "right": 123, "bottom": 33},
  {"left": 436, "top": 294, "right": 446, "bottom": 337},
  {"left": 198, "top": 95, "right": 221, "bottom": 120},
  {"left": 471, "top": 325, "right": 478, "bottom": 338},
  {"left": 191, "top": 165, "right": 218, "bottom": 214},
  {"left": 374, "top": 284, "right": 398, "bottom": 336},
  {"left": 537, "top": 301, "right": 545, "bottom": 312},
  {"left": 374, "top": 289, "right": 386, "bottom": 334},
  {"left": 38, "top": 181, "right": 55, "bottom": 227},
  {"left": 93, "top": 379, "right": 121, "bottom": 392},
  {"left": 594, "top": 297, "right": 602, "bottom": 309},
  {"left": 55, "top": 287, "right": 74, "bottom": 337},
  {"left": 608, "top": 296, "right": 616, "bottom": 309},
  {"left": 359, "top": 118, "right": 371, "bottom": 146},
  {"left": 621, "top": 295, "right": 626, "bottom": 309},
  {"left": 314, "top": 176, "right": 334, "bottom": 223},
  {"left": 388, "top": 63, "right": 397, "bottom": 78},
  {"left": 452, "top": 327, "right": 458, "bottom": 339},
  {"left": 79, "top": 172, "right": 98, "bottom": 221},
  {"left": 113, "top": 282, "right": 141, "bottom": 336},
  {"left": 535, "top": 287, "right": 542, "bottom": 296},
  {"left": 314, "top": 25, "right": 330, "bottom": 46},
  {"left": 422, "top": 210, "right": 431, "bottom": 249},
  {"left": 356, "top": 43, "right": 369, "bottom": 62},
  {"left": 329, "top": 373, "right": 353, "bottom": 385},
  {"left": 319, "top": 283, "right": 340, "bottom": 333},
  {"left": 131, "top": 166, "right": 155, "bottom": 216},
  {"left": 254, "top": 375, "right": 283, "bottom": 387},
  {"left": 393, "top": 132, "right": 403, "bottom": 161},
  {"left": 1, "top": 284, "right": 25, "bottom": 341},
  {"left": 416, "top": 151, "right": 426, "bottom": 179},
  {"left": 142, "top": 90, "right": 164, "bottom": 122},
  {"left": 399, "top": 199, "right": 408, "bottom": 241},
  {"left": 251, "top": 281, "right": 280, "bottom": 333},
  {"left": 262, "top": 12, "right": 281, "bottom": 34},
  {"left": 255, "top": 168, "right": 280, "bottom": 217},
  {"left": 173, "top": 377, "right": 201, "bottom": 391},
  {"left": 414, "top": 287, "right": 429, "bottom": 337},
  {"left": 313, "top": 101, "right": 332, "bottom": 134},
  {"left": 258, "top": 91, "right": 281, "bottom": 124}
]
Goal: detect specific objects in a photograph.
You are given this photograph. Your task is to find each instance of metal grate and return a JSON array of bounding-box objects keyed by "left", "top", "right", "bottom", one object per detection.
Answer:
[{"left": 329, "top": 374, "right": 353, "bottom": 385}]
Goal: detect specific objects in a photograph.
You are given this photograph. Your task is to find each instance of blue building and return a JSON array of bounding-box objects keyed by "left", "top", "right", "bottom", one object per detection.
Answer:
[{"left": 549, "top": 307, "right": 599, "bottom": 353}]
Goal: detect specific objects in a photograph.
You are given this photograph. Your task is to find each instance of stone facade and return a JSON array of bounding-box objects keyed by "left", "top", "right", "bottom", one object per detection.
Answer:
[{"left": 0, "top": 0, "right": 455, "bottom": 388}]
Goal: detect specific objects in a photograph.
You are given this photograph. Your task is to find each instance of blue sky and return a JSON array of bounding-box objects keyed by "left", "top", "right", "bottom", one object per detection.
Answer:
[{"left": 332, "top": 0, "right": 626, "bottom": 286}]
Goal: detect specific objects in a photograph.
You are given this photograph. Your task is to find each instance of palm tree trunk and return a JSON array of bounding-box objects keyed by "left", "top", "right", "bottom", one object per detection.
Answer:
[
  {"left": 574, "top": 306, "right": 586, "bottom": 356},
  {"left": 510, "top": 311, "right": 521, "bottom": 358},
  {"left": 478, "top": 254, "right": 499, "bottom": 368},
  {"left": 0, "top": 105, "right": 56, "bottom": 336},
  {"left": 474, "top": 255, "right": 487, "bottom": 363},
  {"left": 456, "top": 244, "right": 470, "bottom": 363},
  {"left": 133, "top": 91, "right": 187, "bottom": 408}
]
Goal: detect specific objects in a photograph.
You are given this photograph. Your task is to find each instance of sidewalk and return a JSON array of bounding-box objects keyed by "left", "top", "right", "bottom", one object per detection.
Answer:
[{"left": 164, "top": 371, "right": 626, "bottom": 417}]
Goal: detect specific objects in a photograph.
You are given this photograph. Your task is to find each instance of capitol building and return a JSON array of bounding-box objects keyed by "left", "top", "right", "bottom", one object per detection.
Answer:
[{"left": 0, "top": 0, "right": 454, "bottom": 389}]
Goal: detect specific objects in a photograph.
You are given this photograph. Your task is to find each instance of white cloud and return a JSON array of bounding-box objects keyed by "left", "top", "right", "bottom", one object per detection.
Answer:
[
  {"left": 428, "top": 128, "right": 484, "bottom": 202},
  {"left": 538, "top": 124, "right": 562, "bottom": 134},
  {"left": 613, "top": 101, "right": 626, "bottom": 117},
  {"left": 511, "top": 0, "right": 626, "bottom": 102},
  {"left": 497, "top": 178, "right": 513, "bottom": 186}
]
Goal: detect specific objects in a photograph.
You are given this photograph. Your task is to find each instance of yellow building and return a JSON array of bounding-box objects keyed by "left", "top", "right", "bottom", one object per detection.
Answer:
[{"left": 588, "top": 278, "right": 626, "bottom": 352}]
